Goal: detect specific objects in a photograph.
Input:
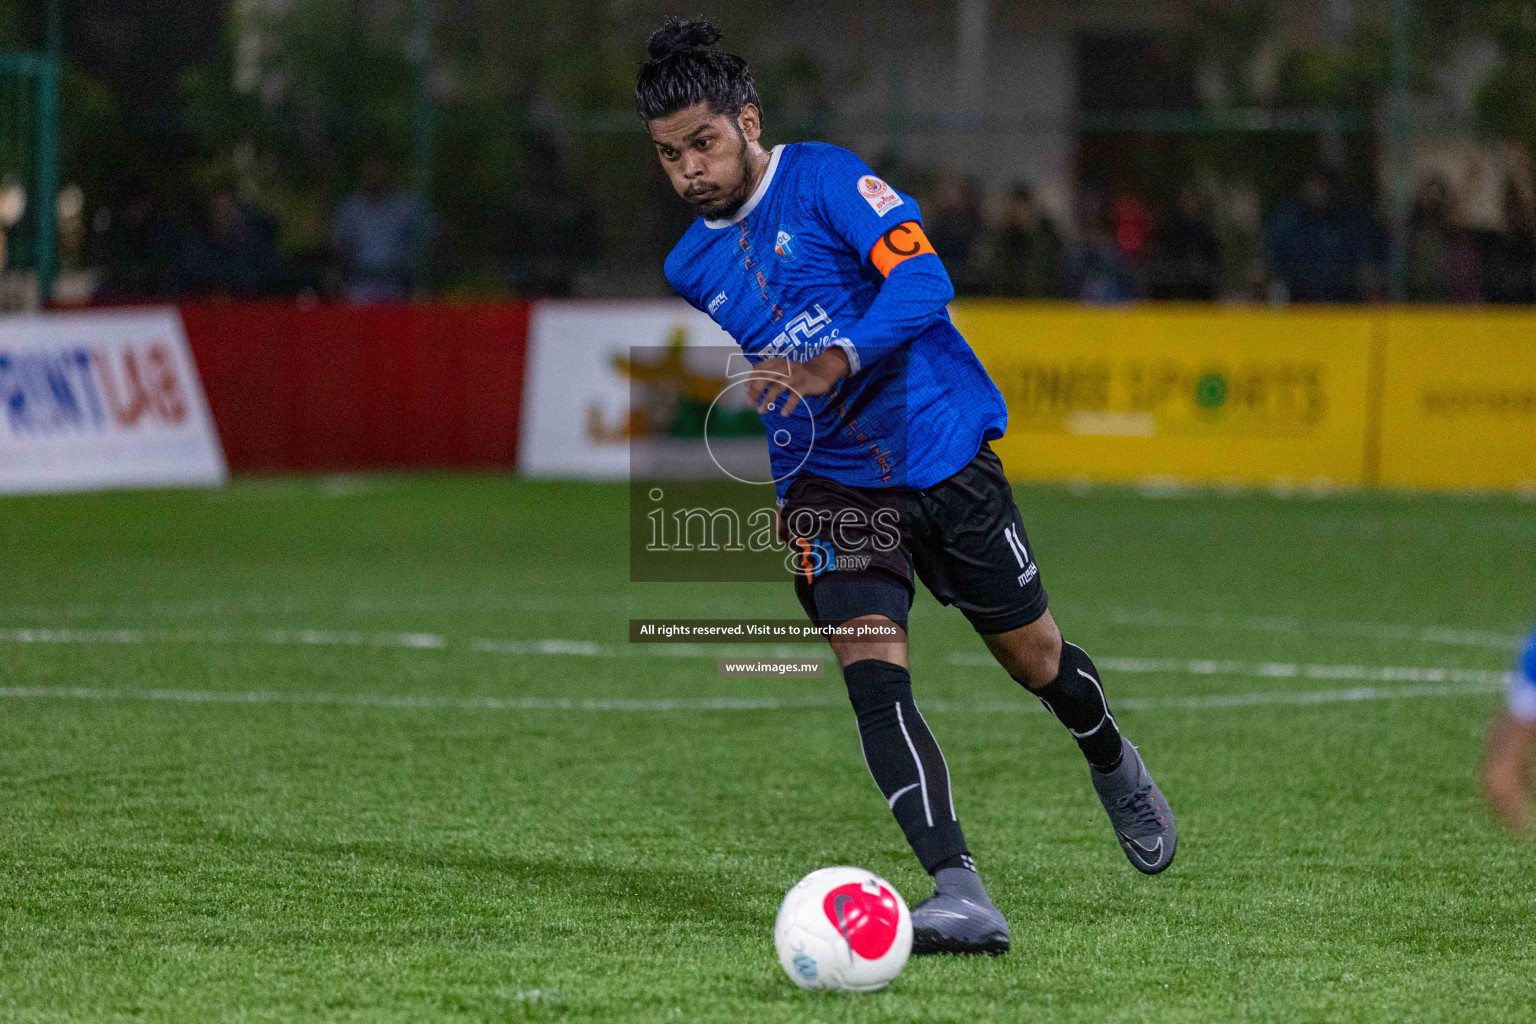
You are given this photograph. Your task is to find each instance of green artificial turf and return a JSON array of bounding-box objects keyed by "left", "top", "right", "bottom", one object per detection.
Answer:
[{"left": 2, "top": 475, "right": 1535, "bottom": 1022}]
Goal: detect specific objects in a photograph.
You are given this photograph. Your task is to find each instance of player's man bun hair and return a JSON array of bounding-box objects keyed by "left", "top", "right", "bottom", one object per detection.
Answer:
[
  {"left": 646, "top": 17, "right": 721, "bottom": 60},
  {"left": 636, "top": 16, "right": 761, "bottom": 125}
]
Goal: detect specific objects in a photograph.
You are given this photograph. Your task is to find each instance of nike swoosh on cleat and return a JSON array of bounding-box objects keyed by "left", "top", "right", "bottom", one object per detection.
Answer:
[
  {"left": 915, "top": 909, "right": 972, "bottom": 922},
  {"left": 1119, "top": 833, "right": 1164, "bottom": 865}
]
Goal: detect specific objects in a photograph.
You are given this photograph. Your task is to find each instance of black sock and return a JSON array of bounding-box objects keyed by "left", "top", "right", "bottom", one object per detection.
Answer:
[
  {"left": 1022, "top": 641, "right": 1123, "bottom": 772},
  {"left": 843, "top": 659, "right": 970, "bottom": 874},
  {"left": 931, "top": 852, "right": 976, "bottom": 874}
]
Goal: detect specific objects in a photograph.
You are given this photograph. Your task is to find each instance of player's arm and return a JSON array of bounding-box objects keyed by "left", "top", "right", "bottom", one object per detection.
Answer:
[
  {"left": 749, "top": 221, "right": 951, "bottom": 416},
  {"left": 827, "top": 221, "right": 952, "bottom": 376},
  {"left": 747, "top": 154, "right": 954, "bottom": 416},
  {"left": 809, "top": 150, "right": 955, "bottom": 377}
]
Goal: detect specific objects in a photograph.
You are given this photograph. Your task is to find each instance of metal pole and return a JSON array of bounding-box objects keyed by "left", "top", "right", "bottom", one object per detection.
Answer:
[
  {"left": 35, "top": 0, "right": 62, "bottom": 306},
  {"left": 1385, "top": 0, "right": 1414, "bottom": 301},
  {"left": 954, "top": 0, "right": 991, "bottom": 172},
  {"left": 410, "top": 0, "right": 435, "bottom": 293},
  {"left": 883, "top": 3, "right": 908, "bottom": 169},
  {"left": 411, "top": 0, "right": 435, "bottom": 195},
  {"left": 955, "top": 0, "right": 990, "bottom": 117},
  {"left": 45, "top": 0, "right": 62, "bottom": 50}
]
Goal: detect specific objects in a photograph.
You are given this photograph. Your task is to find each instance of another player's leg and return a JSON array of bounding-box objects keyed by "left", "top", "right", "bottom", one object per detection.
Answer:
[
  {"left": 1481, "top": 634, "right": 1536, "bottom": 833},
  {"left": 801, "top": 572, "right": 1009, "bottom": 955},
  {"left": 982, "top": 611, "right": 1176, "bottom": 874},
  {"left": 1481, "top": 714, "right": 1536, "bottom": 834}
]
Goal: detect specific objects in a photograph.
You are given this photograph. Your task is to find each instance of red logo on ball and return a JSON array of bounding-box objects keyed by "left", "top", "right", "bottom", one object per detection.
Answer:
[{"left": 821, "top": 881, "right": 900, "bottom": 959}]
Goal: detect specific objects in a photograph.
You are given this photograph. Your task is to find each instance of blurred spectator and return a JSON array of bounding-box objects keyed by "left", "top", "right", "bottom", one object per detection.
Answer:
[
  {"left": 1145, "top": 185, "right": 1221, "bottom": 300},
  {"left": 1214, "top": 180, "right": 1269, "bottom": 302},
  {"left": 332, "top": 156, "right": 428, "bottom": 303},
  {"left": 94, "top": 177, "right": 183, "bottom": 302},
  {"left": 1109, "top": 191, "right": 1153, "bottom": 262},
  {"left": 499, "top": 136, "right": 601, "bottom": 297},
  {"left": 1263, "top": 169, "right": 1383, "bottom": 303},
  {"left": 180, "top": 181, "right": 285, "bottom": 298},
  {"left": 1068, "top": 217, "right": 1139, "bottom": 303},
  {"left": 923, "top": 169, "right": 985, "bottom": 295},
  {"left": 978, "top": 184, "right": 1062, "bottom": 298},
  {"left": 1481, "top": 181, "right": 1536, "bottom": 304},
  {"left": 1407, "top": 176, "right": 1482, "bottom": 303}
]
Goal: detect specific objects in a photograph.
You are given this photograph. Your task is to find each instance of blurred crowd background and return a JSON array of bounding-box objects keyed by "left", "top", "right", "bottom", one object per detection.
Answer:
[{"left": 3, "top": 0, "right": 1536, "bottom": 308}]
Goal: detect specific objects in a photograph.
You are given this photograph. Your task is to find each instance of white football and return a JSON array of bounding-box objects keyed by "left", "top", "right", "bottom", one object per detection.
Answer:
[{"left": 774, "top": 866, "right": 912, "bottom": 991}]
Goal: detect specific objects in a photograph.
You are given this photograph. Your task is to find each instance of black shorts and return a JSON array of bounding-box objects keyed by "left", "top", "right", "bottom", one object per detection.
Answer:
[{"left": 783, "top": 441, "right": 1049, "bottom": 635}]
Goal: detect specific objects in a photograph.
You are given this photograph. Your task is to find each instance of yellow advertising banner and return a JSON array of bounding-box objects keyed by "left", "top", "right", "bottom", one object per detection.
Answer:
[
  {"left": 949, "top": 303, "right": 1376, "bottom": 486},
  {"left": 1377, "top": 310, "right": 1536, "bottom": 490}
]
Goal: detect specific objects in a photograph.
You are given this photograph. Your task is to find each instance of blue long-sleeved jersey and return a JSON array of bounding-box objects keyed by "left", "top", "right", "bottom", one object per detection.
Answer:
[{"left": 664, "top": 142, "right": 1008, "bottom": 499}]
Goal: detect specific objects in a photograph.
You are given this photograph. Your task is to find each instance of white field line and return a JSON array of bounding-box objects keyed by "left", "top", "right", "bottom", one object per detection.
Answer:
[
  {"left": 0, "top": 686, "right": 826, "bottom": 712},
  {"left": 0, "top": 628, "right": 795, "bottom": 659},
  {"left": 0, "top": 628, "right": 446, "bottom": 649},
  {"left": 947, "top": 651, "right": 1513, "bottom": 686},
  {"left": 476, "top": 642, "right": 1516, "bottom": 689},
  {"left": 0, "top": 593, "right": 643, "bottom": 622},
  {"left": 0, "top": 627, "right": 1512, "bottom": 688},
  {"left": 0, "top": 594, "right": 1522, "bottom": 651},
  {"left": 1111, "top": 680, "right": 1502, "bottom": 710},
  {"left": 469, "top": 638, "right": 826, "bottom": 659},
  {"left": 1059, "top": 604, "right": 1523, "bottom": 651},
  {"left": 0, "top": 679, "right": 1504, "bottom": 714}
]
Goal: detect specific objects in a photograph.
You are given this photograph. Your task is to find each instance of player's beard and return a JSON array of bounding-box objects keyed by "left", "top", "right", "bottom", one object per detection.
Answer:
[{"left": 694, "top": 127, "right": 755, "bottom": 221}]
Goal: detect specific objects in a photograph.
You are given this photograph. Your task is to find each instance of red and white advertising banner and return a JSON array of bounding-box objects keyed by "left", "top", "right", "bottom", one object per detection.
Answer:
[{"left": 0, "top": 308, "right": 227, "bottom": 494}]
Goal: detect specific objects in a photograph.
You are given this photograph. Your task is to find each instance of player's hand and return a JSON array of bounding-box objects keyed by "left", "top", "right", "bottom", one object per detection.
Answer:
[{"left": 743, "top": 348, "right": 851, "bottom": 418}]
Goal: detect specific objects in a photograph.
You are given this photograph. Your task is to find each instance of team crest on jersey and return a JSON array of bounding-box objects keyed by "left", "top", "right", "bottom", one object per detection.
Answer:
[
  {"left": 774, "top": 228, "right": 796, "bottom": 262},
  {"left": 858, "top": 175, "right": 904, "bottom": 216}
]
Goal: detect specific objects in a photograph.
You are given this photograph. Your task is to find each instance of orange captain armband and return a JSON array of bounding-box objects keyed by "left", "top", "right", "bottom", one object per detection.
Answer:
[{"left": 868, "top": 221, "right": 937, "bottom": 277}]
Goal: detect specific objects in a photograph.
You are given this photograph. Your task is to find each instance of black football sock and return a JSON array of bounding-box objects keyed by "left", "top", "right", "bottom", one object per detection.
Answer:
[
  {"left": 931, "top": 851, "right": 976, "bottom": 874},
  {"left": 842, "top": 659, "right": 970, "bottom": 874},
  {"left": 1022, "top": 641, "right": 1123, "bottom": 772}
]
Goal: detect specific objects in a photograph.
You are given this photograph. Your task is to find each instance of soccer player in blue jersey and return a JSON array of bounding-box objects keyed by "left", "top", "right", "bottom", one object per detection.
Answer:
[
  {"left": 637, "top": 18, "right": 1177, "bottom": 955},
  {"left": 1482, "top": 627, "right": 1536, "bottom": 833}
]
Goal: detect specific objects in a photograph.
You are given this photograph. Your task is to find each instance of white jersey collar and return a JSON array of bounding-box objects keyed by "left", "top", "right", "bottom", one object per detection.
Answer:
[{"left": 703, "top": 144, "right": 784, "bottom": 229}]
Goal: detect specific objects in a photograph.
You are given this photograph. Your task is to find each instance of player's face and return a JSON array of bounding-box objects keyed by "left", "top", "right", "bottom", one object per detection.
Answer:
[{"left": 648, "top": 102, "right": 761, "bottom": 220}]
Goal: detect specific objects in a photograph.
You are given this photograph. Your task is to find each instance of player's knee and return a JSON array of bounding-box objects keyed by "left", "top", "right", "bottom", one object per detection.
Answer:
[
  {"left": 996, "top": 617, "right": 1062, "bottom": 688},
  {"left": 841, "top": 655, "right": 912, "bottom": 715},
  {"left": 1020, "top": 633, "right": 1063, "bottom": 688},
  {"left": 829, "top": 615, "right": 908, "bottom": 669},
  {"left": 805, "top": 573, "right": 912, "bottom": 667}
]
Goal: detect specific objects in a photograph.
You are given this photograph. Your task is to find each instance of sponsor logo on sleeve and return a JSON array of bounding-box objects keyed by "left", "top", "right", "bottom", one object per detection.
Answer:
[
  {"left": 707, "top": 290, "right": 729, "bottom": 314},
  {"left": 857, "top": 175, "right": 904, "bottom": 217}
]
